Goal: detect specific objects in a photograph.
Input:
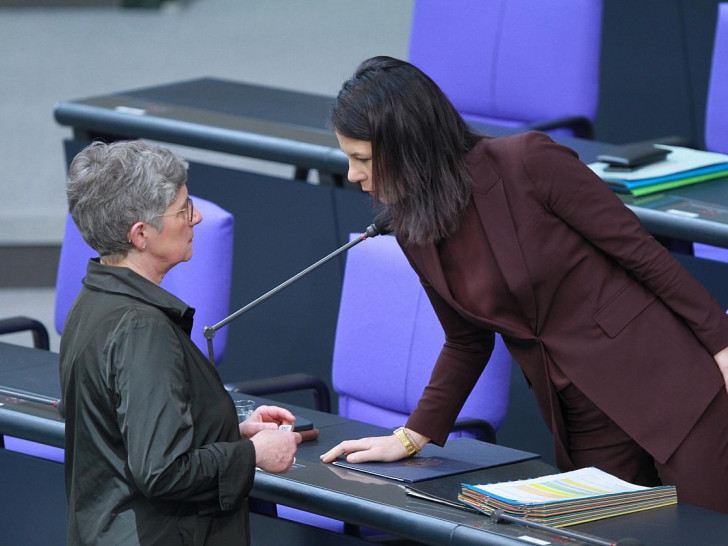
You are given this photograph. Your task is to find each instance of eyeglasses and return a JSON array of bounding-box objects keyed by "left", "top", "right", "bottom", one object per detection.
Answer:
[{"left": 157, "top": 197, "right": 194, "bottom": 223}]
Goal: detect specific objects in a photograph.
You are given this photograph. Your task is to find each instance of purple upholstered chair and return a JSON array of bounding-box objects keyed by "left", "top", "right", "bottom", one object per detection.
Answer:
[
  {"left": 705, "top": 3, "right": 728, "bottom": 156},
  {"left": 53, "top": 196, "right": 234, "bottom": 363},
  {"left": 278, "top": 233, "right": 512, "bottom": 532},
  {"left": 408, "top": 0, "right": 603, "bottom": 138},
  {"left": 2, "top": 196, "right": 234, "bottom": 462},
  {"left": 332, "top": 233, "right": 511, "bottom": 439},
  {"left": 692, "top": 4, "right": 728, "bottom": 262}
]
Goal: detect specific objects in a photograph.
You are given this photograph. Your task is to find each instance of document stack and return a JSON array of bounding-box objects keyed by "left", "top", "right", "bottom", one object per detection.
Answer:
[
  {"left": 459, "top": 467, "right": 677, "bottom": 528},
  {"left": 589, "top": 145, "right": 728, "bottom": 197}
]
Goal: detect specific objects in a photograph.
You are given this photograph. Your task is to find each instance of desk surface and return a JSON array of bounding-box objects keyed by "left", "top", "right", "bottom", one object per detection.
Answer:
[
  {"left": 2, "top": 342, "right": 728, "bottom": 546},
  {"left": 54, "top": 77, "right": 728, "bottom": 248}
]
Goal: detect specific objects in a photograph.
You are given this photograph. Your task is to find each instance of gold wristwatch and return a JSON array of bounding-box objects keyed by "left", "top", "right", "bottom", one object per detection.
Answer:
[{"left": 393, "top": 426, "right": 419, "bottom": 457}]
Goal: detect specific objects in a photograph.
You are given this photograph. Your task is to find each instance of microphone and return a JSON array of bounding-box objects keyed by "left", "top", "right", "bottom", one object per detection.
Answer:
[
  {"left": 203, "top": 211, "right": 391, "bottom": 363},
  {"left": 489, "top": 509, "right": 644, "bottom": 546},
  {"left": 364, "top": 210, "right": 392, "bottom": 237}
]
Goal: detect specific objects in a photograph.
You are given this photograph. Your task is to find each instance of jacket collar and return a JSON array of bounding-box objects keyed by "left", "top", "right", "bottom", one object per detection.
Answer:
[{"left": 83, "top": 258, "right": 195, "bottom": 334}]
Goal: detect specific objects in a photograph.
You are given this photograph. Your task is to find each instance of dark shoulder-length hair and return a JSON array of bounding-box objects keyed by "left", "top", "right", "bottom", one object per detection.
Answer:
[{"left": 330, "top": 56, "right": 483, "bottom": 245}]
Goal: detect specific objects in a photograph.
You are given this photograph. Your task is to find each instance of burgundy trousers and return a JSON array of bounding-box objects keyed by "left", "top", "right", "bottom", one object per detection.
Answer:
[{"left": 558, "top": 382, "right": 728, "bottom": 513}]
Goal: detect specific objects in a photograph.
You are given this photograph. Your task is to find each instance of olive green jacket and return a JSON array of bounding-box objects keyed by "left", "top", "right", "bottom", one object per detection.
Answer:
[{"left": 60, "top": 259, "right": 255, "bottom": 545}]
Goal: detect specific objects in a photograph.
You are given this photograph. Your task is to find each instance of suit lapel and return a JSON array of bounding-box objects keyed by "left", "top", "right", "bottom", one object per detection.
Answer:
[
  {"left": 404, "top": 180, "right": 538, "bottom": 338},
  {"left": 405, "top": 243, "right": 451, "bottom": 299},
  {"left": 472, "top": 179, "right": 538, "bottom": 332}
]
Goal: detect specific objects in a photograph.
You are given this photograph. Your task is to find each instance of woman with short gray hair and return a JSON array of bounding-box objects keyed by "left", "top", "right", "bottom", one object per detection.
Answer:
[
  {"left": 60, "top": 140, "right": 300, "bottom": 545},
  {"left": 66, "top": 139, "right": 187, "bottom": 263}
]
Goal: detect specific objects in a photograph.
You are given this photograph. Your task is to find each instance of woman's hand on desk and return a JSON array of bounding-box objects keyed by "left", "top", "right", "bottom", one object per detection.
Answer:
[{"left": 320, "top": 428, "right": 430, "bottom": 464}]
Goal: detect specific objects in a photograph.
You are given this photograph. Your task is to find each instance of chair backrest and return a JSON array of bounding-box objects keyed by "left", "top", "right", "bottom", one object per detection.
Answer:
[
  {"left": 692, "top": 4, "right": 728, "bottom": 262},
  {"left": 54, "top": 195, "right": 234, "bottom": 364},
  {"left": 408, "top": 0, "right": 602, "bottom": 133},
  {"left": 706, "top": 3, "right": 728, "bottom": 154},
  {"left": 332, "top": 234, "right": 511, "bottom": 437}
]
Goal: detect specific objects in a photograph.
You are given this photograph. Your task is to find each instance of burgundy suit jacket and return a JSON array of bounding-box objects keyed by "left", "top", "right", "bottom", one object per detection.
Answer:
[{"left": 401, "top": 132, "right": 728, "bottom": 466}]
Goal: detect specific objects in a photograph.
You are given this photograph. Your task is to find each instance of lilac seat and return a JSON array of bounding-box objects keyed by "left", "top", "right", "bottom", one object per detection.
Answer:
[
  {"left": 278, "top": 234, "right": 512, "bottom": 532},
  {"left": 408, "top": 0, "right": 603, "bottom": 138},
  {"left": 705, "top": 3, "right": 728, "bottom": 156},
  {"left": 692, "top": 4, "right": 728, "bottom": 262},
  {"left": 3, "top": 196, "right": 234, "bottom": 462},
  {"left": 333, "top": 234, "right": 511, "bottom": 437},
  {"left": 54, "top": 196, "right": 234, "bottom": 363}
]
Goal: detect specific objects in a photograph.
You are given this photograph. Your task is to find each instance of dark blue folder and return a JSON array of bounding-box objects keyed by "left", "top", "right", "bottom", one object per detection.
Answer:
[{"left": 332, "top": 437, "right": 539, "bottom": 483}]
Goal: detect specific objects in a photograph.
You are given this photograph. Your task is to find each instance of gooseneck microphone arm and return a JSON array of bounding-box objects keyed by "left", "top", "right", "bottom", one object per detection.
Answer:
[{"left": 203, "top": 212, "right": 391, "bottom": 364}]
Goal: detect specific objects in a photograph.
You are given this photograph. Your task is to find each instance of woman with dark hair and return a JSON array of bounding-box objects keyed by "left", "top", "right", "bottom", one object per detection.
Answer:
[
  {"left": 61, "top": 140, "right": 300, "bottom": 545},
  {"left": 330, "top": 56, "right": 480, "bottom": 243},
  {"left": 321, "top": 56, "right": 728, "bottom": 513}
]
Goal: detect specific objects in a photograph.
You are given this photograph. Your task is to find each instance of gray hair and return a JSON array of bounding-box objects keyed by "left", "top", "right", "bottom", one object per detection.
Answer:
[{"left": 66, "top": 140, "right": 188, "bottom": 261}]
